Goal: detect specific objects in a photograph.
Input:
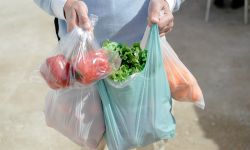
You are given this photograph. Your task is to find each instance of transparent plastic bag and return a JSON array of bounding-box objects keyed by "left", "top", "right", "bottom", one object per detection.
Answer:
[
  {"left": 40, "top": 15, "right": 121, "bottom": 89},
  {"left": 160, "top": 36, "right": 205, "bottom": 109},
  {"left": 41, "top": 15, "right": 110, "bottom": 149},
  {"left": 97, "top": 24, "right": 176, "bottom": 150},
  {"left": 44, "top": 86, "right": 105, "bottom": 149}
]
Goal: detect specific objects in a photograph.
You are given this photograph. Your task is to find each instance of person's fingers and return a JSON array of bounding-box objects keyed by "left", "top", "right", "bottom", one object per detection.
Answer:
[
  {"left": 64, "top": 1, "right": 92, "bottom": 32},
  {"left": 75, "top": 1, "right": 91, "bottom": 30},
  {"left": 159, "top": 19, "right": 174, "bottom": 34},
  {"left": 67, "top": 9, "right": 77, "bottom": 32},
  {"left": 159, "top": 21, "right": 173, "bottom": 36},
  {"left": 160, "top": 26, "right": 173, "bottom": 36},
  {"left": 160, "top": 33, "right": 166, "bottom": 37},
  {"left": 148, "top": 0, "right": 174, "bottom": 35},
  {"left": 160, "top": 27, "right": 173, "bottom": 36},
  {"left": 160, "top": 26, "right": 173, "bottom": 35},
  {"left": 148, "top": 1, "right": 162, "bottom": 26},
  {"left": 164, "top": 26, "right": 173, "bottom": 34},
  {"left": 159, "top": 13, "right": 173, "bottom": 29}
]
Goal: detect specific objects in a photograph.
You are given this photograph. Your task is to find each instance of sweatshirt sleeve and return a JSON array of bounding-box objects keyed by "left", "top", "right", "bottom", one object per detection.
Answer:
[
  {"left": 34, "top": 0, "right": 66, "bottom": 20},
  {"left": 165, "top": 0, "right": 184, "bottom": 12}
]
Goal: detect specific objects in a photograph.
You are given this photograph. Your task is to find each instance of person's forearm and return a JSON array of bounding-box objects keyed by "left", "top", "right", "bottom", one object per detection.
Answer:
[{"left": 34, "top": 0, "right": 67, "bottom": 19}]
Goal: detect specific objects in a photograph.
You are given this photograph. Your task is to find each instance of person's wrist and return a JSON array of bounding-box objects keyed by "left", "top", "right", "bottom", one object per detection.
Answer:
[
  {"left": 164, "top": 0, "right": 175, "bottom": 11},
  {"left": 64, "top": 0, "right": 76, "bottom": 9},
  {"left": 163, "top": 0, "right": 170, "bottom": 8},
  {"left": 63, "top": 0, "right": 76, "bottom": 18}
]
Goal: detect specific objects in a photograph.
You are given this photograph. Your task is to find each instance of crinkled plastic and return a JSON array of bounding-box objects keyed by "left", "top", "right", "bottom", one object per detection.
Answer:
[
  {"left": 97, "top": 24, "right": 176, "bottom": 150},
  {"left": 42, "top": 15, "right": 108, "bottom": 149},
  {"left": 40, "top": 15, "right": 121, "bottom": 89},
  {"left": 160, "top": 36, "right": 205, "bottom": 109},
  {"left": 44, "top": 86, "right": 105, "bottom": 149}
]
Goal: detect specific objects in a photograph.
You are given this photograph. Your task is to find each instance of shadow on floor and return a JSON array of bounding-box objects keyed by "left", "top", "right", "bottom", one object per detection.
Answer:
[{"left": 171, "top": 0, "right": 250, "bottom": 149}]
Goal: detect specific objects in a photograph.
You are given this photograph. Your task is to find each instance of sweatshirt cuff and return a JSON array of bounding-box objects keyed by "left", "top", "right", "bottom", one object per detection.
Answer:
[
  {"left": 165, "top": 0, "right": 176, "bottom": 12},
  {"left": 51, "top": 0, "right": 67, "bottom": 20}
]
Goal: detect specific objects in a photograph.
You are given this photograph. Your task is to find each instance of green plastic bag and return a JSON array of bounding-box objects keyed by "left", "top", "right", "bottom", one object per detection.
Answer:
[{"left": 97, "top": 24, "right": 176, "bottom": 150}]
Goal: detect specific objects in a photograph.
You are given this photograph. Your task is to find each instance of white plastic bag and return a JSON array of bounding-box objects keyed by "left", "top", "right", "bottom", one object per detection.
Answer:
[
  {"left": 160, "top": 36, "right": 205, "bottom": 109},
  {"left": 44, "top": 86, "right": 105, "bottom": 149}
]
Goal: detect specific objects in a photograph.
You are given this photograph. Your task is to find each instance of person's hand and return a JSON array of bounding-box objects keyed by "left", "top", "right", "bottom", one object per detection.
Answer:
[
  {"left": 64, "top": 0, "right": 92, "bottom": 32},
  {"left": 148, "top": 0, "right": 174, "bottom": 36}
]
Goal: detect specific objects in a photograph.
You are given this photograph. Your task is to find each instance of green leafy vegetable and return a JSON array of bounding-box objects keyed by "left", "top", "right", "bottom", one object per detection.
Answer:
[{"left": 102, "top": 40, "right": 147, "bottom": 82}]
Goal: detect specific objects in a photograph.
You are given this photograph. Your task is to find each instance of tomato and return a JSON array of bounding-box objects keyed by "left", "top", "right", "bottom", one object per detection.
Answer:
[
  {"left": 40, "top": 54, "right": 70, "bottom": 89},
  {"left": 72, "top": 49, "right": 111, "bottom": 85}
]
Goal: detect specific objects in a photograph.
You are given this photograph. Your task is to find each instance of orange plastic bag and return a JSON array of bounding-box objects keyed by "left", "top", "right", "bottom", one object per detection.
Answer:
[{"left": 160, "top": 37, "right": 205, "bottom": 109}]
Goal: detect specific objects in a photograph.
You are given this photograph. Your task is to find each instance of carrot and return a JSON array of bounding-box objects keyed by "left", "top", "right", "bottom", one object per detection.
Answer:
[{"left": 163, "top": 50, "right": 203, "bottom": 102}]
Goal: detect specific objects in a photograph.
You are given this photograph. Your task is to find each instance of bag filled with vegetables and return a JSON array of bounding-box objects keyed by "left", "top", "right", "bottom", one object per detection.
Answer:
[
  {"left": 97, "top": 24, "right": 176, "bottom": 150},
  {"left": 103, "top": 25, "right": 205, "bottom": 109},
  {"left": 40, "top": 15, "right": 121, "bottom": 89},
  {"left": 160, "top": 36, "right": 205, "bottom": 109},
  {"left": 41, "top": 15, "right": 115, "bottom": 149}
]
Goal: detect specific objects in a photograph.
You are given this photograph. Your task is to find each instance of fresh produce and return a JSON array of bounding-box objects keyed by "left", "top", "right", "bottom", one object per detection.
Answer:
[
  {"left": 72, "top": 49, "right": 112, "bottom": 84},
  {"left": 102, "top": 40, "right": 147, "bottom": 82},
  {"left": 40, "top": 54, "right": 70, "bottom": 89},
  {"left": 41, "top": 48, "right": 120, "bottom": 88},
  {"left": 162, "top": 49, "right": 203, "bottom": 102},
  {"left": 102, "top": 39, "right": 203, "bottom": 103}
]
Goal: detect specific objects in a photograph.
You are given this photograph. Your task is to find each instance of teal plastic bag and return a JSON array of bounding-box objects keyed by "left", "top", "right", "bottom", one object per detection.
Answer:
[{"left": 97, "top": 25, "right": 176, "bottom": 150}]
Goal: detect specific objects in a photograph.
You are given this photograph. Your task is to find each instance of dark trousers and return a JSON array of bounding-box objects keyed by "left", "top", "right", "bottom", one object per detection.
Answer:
[{"left": 54, "top": 18, "right": 60, "bottom": 41}]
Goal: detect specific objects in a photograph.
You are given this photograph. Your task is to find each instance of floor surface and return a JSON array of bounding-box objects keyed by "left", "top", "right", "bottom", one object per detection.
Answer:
[{"left": 0, "top": 0, "right": 249, "bottom": 150}]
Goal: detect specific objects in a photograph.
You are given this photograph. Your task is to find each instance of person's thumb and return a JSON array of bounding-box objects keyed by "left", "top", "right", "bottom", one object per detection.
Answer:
[{"left": 148, "top": 1, "right": 161, "bottom": 26}]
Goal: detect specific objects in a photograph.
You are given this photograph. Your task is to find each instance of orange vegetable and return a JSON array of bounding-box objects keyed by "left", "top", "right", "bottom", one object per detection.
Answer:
[{"left": 162, "top": 50, "right": 203, "bottom": 103}]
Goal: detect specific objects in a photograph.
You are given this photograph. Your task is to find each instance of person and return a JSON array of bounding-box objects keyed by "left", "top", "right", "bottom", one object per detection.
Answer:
[
  {"left": 34, "top": 0, "right": 183, "bottom": 149},
  {"left": 214, "top": 0, "right": 244, "bottom": 9},
  {"left": 34, "top": 0, "right": 183, "bottom": 44}
]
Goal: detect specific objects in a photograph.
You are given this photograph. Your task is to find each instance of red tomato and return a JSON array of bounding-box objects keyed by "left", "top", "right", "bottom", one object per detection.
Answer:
[
  {"left": 40, "top": 54, "right": 70, "bottom": 89},
  {"left": 72, "top": 49, "right": 111, "bottom": 85}
]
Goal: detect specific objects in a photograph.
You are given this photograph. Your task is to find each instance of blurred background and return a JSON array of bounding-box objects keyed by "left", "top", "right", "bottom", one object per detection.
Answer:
[{"left": 0, "top": 0, "right": 249, "bottom": 149}]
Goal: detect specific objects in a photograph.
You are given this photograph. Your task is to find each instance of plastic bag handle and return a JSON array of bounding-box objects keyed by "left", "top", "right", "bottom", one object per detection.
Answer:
[{"left": 142, "top": 24, "right": 163, "bottom": 70}]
